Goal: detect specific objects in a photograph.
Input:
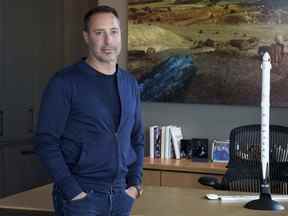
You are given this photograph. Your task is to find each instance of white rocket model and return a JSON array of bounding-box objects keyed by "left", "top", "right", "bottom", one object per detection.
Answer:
[
  {"left": 261, "top": 52, "right": 271, "bottom": 181},
  {"left": 245, "top": 52, "right": 284, "bottom": 210}
]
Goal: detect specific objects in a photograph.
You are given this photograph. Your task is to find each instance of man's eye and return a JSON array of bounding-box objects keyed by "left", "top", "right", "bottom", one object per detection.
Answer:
[
  {"left": 111, "top": 30, "right": 119, "bottom": 35},
  {"left": 95, "top": 31, "right": 103, "bottom": 35}
]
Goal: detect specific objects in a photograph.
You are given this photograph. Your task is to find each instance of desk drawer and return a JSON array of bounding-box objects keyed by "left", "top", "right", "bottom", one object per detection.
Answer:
[{"left": 143, "top": 170, "right": 161, "bottom": 186}]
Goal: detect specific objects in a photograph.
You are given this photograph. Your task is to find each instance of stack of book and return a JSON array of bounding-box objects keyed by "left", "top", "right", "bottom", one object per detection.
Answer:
[{"left": 149, "top": 125, "right": 183, "bottom": 159}]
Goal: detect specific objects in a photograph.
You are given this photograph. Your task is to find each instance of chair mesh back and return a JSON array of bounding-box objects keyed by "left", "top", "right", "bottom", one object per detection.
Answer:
[{"left": 222, "top": 125, "right": 288, "bottom": 194}]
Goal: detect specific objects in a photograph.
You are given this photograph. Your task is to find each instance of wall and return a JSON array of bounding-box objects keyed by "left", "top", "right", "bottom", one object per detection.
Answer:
[
  {"left": 99, "top": 0, "right": 288, "bottom": 144},
  {"left": 63, "top": 0, "right": 99, "bottom": 65},
  {"left": 142, "top": 103, "right": 288, "bottom": 140},
  {"left": 0, "top": 0, "right": 98, "bottom": 140}
]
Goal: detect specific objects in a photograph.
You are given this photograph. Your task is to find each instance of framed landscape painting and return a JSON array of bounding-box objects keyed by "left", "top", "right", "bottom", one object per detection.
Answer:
[{"left": 128, "top": 0, "right": 288, "bottom": 106}]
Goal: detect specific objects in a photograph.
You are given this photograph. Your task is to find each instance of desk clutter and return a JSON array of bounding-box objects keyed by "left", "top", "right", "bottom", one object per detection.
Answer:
[{"left": 148, "top": 125, "right": 229, "bottom": 162}]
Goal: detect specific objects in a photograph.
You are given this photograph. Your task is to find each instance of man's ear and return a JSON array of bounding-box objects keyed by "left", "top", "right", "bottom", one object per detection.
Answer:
[{"left": 83, "top": 31, "right": 89, "bottom": 44}]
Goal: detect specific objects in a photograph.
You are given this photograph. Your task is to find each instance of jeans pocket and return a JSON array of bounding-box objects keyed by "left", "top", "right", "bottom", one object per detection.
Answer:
[
  {"left": 124, "top": 190, "right": 136, "bottom": 201},
  {"left": 68, "top": 190, "right": 94, "bottom": 204}
]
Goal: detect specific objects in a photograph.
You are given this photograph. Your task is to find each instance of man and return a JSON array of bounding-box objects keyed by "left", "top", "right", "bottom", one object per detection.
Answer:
[{"left": 35, "top": 5, "right": 144, "bottom": 216}]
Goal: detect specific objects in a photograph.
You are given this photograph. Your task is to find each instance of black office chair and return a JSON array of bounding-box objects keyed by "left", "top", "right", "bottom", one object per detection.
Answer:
[{"left": 199, "top": 125, "right": 288, "bottom": 194}]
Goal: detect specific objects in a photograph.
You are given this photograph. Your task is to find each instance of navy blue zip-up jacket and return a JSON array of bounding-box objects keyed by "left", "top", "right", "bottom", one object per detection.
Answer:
[{"left": 34, "top": 61, "right": 144, "bottom": 201}]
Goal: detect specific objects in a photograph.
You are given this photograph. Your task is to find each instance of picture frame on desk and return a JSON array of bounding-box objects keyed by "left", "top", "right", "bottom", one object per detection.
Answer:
[
  {"left": 191, "top": 138, "right": 209, "bottom": 162},
  {"left": 211, "top": 140, "right": 230, "bottom": 162}
]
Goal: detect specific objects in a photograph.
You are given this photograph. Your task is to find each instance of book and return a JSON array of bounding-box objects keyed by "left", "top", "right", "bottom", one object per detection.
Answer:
[
  {"left": 170, "top": 126, "right": 183, "bottom": 159},
  {"left": 154, "top": 127, "right": 161, "bottom": 158},
  {"left": 164, "top": 126, "right": 172, "bottom": 159},
  {"left": 160, "top": 126, "right": 170, "bottom": 159},
  {"left": 149, "top": 125, "right": 183, "bottom": 159},
  {"left": 149, "top": 125, "right": 158, "bottom": 159},
  {"left": 161, "top": 126, "right": 166, "bottom": 159}
]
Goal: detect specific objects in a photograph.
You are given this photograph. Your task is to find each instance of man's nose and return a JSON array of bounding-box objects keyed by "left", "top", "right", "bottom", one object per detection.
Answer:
[{"left": 104, "top": 34, "right": 112, "bottom": 45}]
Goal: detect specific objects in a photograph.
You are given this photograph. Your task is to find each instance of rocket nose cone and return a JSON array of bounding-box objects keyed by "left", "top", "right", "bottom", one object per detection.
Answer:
[{"left": 263, "top": 52, "right": 271, "bottom": 61}]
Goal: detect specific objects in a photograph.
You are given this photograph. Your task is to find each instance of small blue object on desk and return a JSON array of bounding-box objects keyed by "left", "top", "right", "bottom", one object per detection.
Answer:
[{"left": 211, "top": 140, "right": 229, "bottom": 162}]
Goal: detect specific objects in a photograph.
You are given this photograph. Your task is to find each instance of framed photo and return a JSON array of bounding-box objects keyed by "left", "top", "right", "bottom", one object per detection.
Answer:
[
  {"left": 211, "top": 140, "right": 230, "bottom": 162},
  {"left": 191, "top": 138, "right": 209, "bottom": 162}
]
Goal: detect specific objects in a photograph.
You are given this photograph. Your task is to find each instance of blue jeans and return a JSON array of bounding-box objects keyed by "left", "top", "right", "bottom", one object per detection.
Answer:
[{"left": 52, "top": 185, "right": 135, "bottom": 216}]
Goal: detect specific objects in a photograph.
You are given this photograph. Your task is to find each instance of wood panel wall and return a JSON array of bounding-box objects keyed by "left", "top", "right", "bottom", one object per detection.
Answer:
[
  {"left": 63, "top": 0, "right": 97, "bottom": 65},
  {"left": 0, "top": 0, "right": 4, "bottom": 109},
  {"left": 0, "top": 0, "right": 98, "bottom": 139}
]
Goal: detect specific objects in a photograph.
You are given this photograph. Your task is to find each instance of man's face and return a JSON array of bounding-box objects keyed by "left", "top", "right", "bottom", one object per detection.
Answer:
[{"left": 83, "top": 13, "right": 121, "bottom": 64}]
